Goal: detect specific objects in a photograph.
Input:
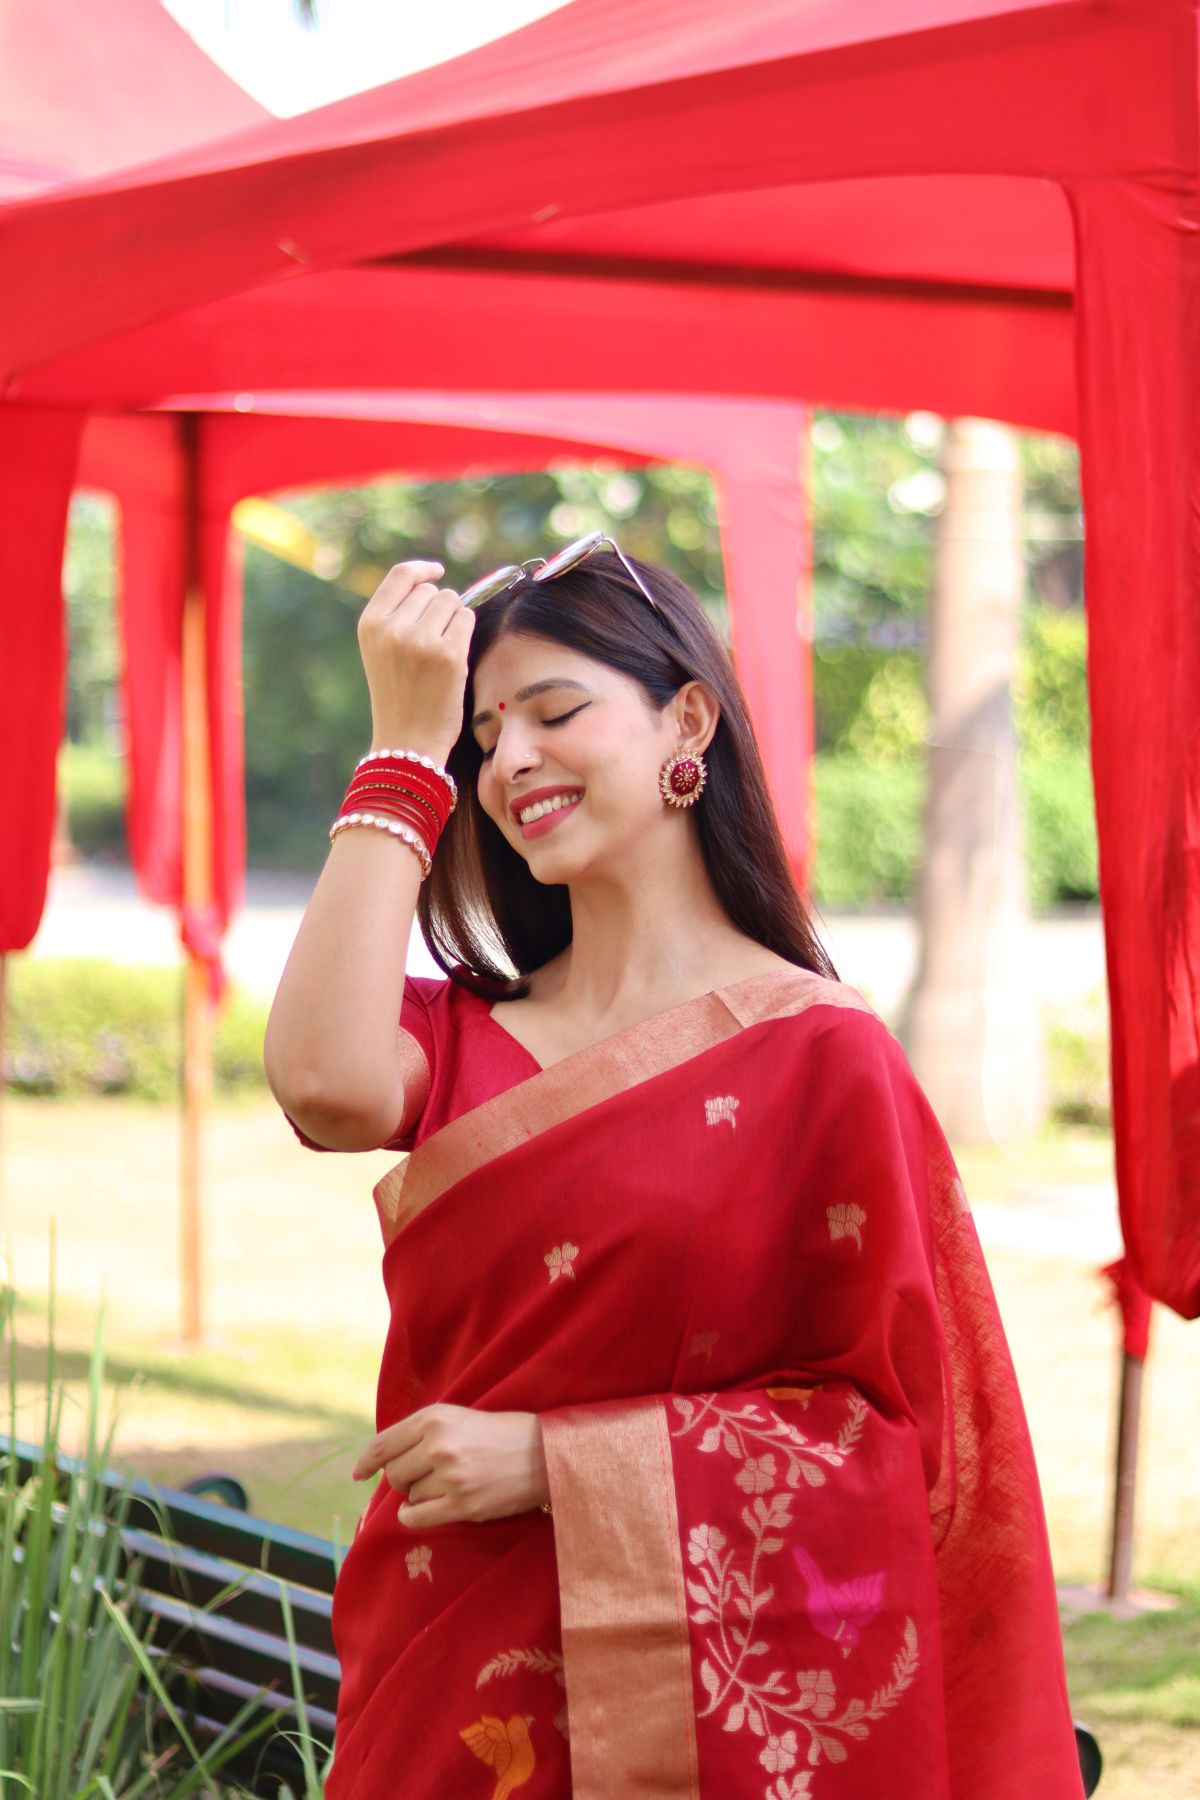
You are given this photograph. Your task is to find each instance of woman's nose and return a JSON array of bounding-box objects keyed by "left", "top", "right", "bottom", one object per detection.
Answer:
[{"left": 491, "top": 726, "right": 541, "bottom": 783}]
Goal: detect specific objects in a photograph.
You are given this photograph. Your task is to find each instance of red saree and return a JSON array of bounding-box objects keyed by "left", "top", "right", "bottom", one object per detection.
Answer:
[{"left": 325, "top": 968, "right": 1083, "bottom": 1799}]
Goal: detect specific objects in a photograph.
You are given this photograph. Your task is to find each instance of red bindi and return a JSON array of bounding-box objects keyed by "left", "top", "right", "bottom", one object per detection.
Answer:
[{"left": 497, "top": 700, "right": 506, "bottom": 711}]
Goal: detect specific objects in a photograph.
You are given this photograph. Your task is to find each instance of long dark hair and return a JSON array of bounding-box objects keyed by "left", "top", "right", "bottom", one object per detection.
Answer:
[{"left": 417, "top": 550, "right": 838, "bottom": 997}]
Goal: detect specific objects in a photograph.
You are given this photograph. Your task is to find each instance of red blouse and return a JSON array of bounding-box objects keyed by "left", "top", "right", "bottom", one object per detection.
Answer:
[{"left": 288, "top": 974, "right": 540, "bottom": 1153}]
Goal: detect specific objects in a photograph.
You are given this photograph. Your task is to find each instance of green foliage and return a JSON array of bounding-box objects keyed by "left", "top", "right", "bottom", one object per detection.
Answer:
[
  {"left": 810, "top": 412, "right": 943, "bottom": 645},
  {"left": 60, "top": 742, "right": 126, "bottom": 860},
  {"left": 0, "top": 1284, "right": 275, "bottom": 1796},
  {"left": 1015, "top": 604, "right": 1090, "bottom": 758},
  {"left": 3, "top": 961, "right": 269, "bottom": 1100},
  {"left": 1043, "top": 986, "right": 1111, "bottom": 1126},
  {"left": 811, "top": 754, "right": 924, "bottom": 908},
  {"left": 810, "top": 746, "right": 1098, "bottom": 913},
  {"left": 843, "top": 657, "right": 928, "bottom": 765},
  {"left": 63, "top": 493, "right": 120, "bottom": 750},
  {"left": 1021, "top": 750, "right": 1099, "bottom": 909}
]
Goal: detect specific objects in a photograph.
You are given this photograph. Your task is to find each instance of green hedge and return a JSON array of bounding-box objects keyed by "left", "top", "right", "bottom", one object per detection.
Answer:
[
  {"left": 3, "top": 959, "right": 269, "bottom": 1099},
  {"left": 5, "top": 955, "right": 1107, "bottom": 1125},
  {"left": 60, "top": 741, "right": 126, "bottom": 859},
  {"left": 810, "top": 749, "right": 1099, "bottom": 911}
]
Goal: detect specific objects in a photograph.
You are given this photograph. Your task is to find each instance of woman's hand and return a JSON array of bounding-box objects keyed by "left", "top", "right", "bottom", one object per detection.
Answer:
[
  {"left": 356, "top": 558, "right": 475, "bottom": 759},
  {"left": 351, "top": 1404, "right": 551, "bottom": 1527}
]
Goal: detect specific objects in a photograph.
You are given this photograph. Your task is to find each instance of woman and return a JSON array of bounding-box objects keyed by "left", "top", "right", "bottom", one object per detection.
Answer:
[{"left": 265, "top": 541, "right": 1084, "bottom": 1799}]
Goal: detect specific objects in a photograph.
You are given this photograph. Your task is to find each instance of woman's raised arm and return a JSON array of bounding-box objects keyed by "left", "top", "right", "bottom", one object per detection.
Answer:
[{"left": 263, "top": 560, "right": 473, "bottom": 1150}]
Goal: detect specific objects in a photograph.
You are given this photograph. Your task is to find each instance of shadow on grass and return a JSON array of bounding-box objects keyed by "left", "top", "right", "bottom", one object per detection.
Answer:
[
  {"left": 10, "top": 1333, "right": 369, "bottom": 1436},
  {"left": 114, "top": 1432, "right": 368, "bottom": 1543}
]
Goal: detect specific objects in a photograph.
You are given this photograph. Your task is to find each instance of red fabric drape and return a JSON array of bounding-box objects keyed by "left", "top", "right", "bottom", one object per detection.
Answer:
[
  {"left": 76, "top": 398, "right": 816, "bottom": 988},
  {"left": 1065, "top": 173, "right": 1200, "bottom": 1315},
  {"left": 0, "top": 408, "right": 84, "bottom": 951},
  {"left": 330, "top": 971, "right": 1082, "bottom": 1797},
  {"left": 79, "top": 414, "right": 187, "bottom": 908},
  {"left": 2, "top": 0, "right": 1199, "bottom": 1312}
]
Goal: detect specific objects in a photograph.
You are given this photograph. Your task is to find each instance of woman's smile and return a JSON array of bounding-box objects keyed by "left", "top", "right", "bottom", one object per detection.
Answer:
[{"left": 516, "top": 789, "right": 585, "bottom": 839}]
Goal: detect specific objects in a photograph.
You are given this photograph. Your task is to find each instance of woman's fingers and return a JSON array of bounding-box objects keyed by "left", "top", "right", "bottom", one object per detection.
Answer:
[
  {"left": 355, "top": 561, "right": 471, "bottom": 754},
  {"left": 373, "top": 560, "right": 445, "bottom": 616},
  {"left": 396, "top": 1494, "right": 452, "bottom": 1528}
]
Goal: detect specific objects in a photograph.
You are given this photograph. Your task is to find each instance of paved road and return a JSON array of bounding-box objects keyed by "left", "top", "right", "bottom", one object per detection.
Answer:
[{"left": 27, "top": 862, "right": 1107, "bottom": 1017}]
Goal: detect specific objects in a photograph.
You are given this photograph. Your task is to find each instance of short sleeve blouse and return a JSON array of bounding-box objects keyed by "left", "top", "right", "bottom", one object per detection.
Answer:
[{"left": 286, "top": 974, "right": 541, "bottom": 1154}]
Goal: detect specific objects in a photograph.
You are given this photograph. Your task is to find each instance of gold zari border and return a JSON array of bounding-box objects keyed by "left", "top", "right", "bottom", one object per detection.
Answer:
[
  {"left": 374, "top": 967, "right": 873, "bottom": 1244},
  {"left": 541, "top": 1397, "right": 701, "bottom": 1798}
]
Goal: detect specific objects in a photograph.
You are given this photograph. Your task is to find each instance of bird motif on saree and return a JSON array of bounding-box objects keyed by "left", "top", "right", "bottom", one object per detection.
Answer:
[
  {"left": 790, "top": 1544, "right": 886, "bottom": 1655},
  {"left": 458, "top": 1713, "right": 536, "bottom": 1797}
]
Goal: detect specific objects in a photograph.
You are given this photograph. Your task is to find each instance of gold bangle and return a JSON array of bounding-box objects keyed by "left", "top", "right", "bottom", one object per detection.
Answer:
[{"left": 329, "top": 811, "right": 433, "bottom": 879}]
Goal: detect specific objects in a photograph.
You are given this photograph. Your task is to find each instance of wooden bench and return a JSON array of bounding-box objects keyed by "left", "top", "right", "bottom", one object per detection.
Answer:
[
  {"left": 7, "top": 1435, "right": 1104, "bottom": 1794},
  {"left": 7, "top": 1437, "right": 340, "bottom": 1795}
]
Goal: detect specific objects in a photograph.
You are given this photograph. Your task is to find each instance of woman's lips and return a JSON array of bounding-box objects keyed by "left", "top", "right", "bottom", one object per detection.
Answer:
[{"left": 518, "top": 793, "right": 583, "bottom": 840}]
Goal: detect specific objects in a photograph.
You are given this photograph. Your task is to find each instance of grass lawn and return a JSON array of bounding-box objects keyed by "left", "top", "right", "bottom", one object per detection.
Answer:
[{"left": 3, "top": 1095, "right": 1198, "bottom": 1797}]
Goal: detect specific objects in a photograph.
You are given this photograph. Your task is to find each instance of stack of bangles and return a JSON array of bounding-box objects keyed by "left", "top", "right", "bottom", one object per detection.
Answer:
[{"left": 329, "top": 747, "right": 458, "bottom": 880}]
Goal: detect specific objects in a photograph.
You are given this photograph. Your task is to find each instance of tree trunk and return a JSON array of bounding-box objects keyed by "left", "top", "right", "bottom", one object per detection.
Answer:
[{"left": 898, "top": 418, "right": 1043, "bottom": 1144}]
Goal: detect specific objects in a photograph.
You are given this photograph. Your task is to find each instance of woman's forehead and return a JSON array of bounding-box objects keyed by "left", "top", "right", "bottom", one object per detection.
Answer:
[{"left": 473, "top": 631, "right": 603, "bottom": 691}]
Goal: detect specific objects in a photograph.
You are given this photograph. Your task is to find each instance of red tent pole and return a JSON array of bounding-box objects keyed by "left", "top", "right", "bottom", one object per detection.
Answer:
[{"left": 179, "top": 414, "right": 212, "bottom": 1345}]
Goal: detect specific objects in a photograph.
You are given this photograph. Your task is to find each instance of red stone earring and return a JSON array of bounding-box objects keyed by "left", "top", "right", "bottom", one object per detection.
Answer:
[{"left": 658, "top": 749, "right": 708, "bottom": 808}]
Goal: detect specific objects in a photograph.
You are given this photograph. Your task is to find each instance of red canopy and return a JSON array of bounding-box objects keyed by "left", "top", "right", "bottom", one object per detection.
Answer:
[
  {"left": 0, "top": 0, "right": 1197, "bottom": 1319},
  {"left": 68, "top": 394, "right": 812, "bottom": 986},
  {"left": 0, "top": 0, "right": 264, "bottom": 200}
]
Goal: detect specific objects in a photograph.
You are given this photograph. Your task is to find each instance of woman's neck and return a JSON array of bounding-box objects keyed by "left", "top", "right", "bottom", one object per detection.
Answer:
[{"left": 537, "top": 847, "right": 758, "bottom": 1019}]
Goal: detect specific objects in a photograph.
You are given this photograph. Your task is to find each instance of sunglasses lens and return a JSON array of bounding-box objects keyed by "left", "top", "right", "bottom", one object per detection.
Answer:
[
  {"left": 535, "top": 531, "right": 608, "bottom": 583},
  {"left": 461, "top": 565, "right": 523, "bottom": 609}
]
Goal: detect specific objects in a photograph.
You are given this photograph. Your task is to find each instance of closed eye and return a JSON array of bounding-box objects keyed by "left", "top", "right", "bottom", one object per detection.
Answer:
[{"left": 479, "top": 702, "right": 590, "bottom": 761}]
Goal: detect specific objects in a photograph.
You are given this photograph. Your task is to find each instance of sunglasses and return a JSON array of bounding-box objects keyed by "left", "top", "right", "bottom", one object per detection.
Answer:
[{"left": 459, "top": 530, "right": 663, "bottom": 616}]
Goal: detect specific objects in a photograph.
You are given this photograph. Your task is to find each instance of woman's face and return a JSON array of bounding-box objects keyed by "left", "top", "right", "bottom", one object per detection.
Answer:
[{"left": 471, "top": 629, "right": 688, "bottom": 883}]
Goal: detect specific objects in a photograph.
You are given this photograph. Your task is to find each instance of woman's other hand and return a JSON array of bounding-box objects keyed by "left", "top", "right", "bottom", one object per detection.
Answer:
[
  {"left": 356, "top": 558, "right": 475, "bottom": 760},
  {"left": 351, "top": 1404, "right": 551, "bottom": 1525}
]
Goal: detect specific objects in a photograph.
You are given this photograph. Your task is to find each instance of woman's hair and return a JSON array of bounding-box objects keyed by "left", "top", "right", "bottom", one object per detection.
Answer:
[{"left": 417, "top": 550, "right": 838, "bottom": 996}]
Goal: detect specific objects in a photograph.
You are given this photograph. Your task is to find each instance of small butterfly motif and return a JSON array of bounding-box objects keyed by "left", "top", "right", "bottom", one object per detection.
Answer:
[
  {"left": 704, "top": 1095, "right": 740, "bottom": 1129},
  {"left": 545, "top": 1242, "right": 579, "bottom": 1283}
]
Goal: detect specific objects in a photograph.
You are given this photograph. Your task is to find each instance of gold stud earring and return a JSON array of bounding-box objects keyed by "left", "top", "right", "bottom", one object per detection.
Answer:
[{"left": 658, "top": 749, "right": 708, "bottom": 808}]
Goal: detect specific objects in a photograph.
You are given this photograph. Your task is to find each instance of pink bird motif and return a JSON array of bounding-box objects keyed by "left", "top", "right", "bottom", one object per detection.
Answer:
[{"left": 791, "top": 1544, "right": 885, "bottom": 1656}]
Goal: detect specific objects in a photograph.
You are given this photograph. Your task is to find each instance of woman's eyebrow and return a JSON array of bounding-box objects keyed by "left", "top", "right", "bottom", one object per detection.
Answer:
[{"left": 471, "top": 679, "right": 590, "bottom": 731}]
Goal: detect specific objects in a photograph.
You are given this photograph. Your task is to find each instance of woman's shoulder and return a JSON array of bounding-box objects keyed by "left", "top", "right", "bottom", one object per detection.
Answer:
[{"left": 720, "top": 959, "right": 882, "bottom": 1033}]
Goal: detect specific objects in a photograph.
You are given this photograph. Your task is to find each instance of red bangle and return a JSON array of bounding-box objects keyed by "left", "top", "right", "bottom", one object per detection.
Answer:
[
  {"left": 344, "top": 773, "right": 452, "bottom": 830},
  {"left": 340, "top": 792, "right": 438, "bottom": 846},
  {"left": 343, "top": 777, "right": 447, "bottom": 822}
]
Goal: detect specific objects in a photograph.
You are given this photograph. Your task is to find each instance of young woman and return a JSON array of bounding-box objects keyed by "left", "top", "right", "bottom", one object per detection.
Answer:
[{"left": 265, "top": 541, "right": 1084, "bottom": 1800}]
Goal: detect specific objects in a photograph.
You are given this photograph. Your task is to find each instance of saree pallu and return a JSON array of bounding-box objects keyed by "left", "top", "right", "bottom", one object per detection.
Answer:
[{"left": 326, "top": 969, "right": 1083, "bottom": 1799}]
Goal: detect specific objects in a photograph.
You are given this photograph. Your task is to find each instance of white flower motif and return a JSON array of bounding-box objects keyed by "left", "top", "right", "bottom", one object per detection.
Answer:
[
  {"left": 795, "top": 1668, "right": 837, "bottom": 1718},
  {"left": 734, "top": 1452, "right": 777, "bottom": 1495},
  {"left": 759, "top": 1729, "right": 799, "bottom": 1774},
  {"left": 704, "top": 1094, "right": 740, "bottom": 1128},
  {"left": 826, "top": 1203, "right": 867, "bottom": 1252},
  {"left": 687, "top": 1523, "right": 727, "bottom": 1566},
  {"left": 405, "top": 1544, "right": 433, "bottom": 1582},
  {"left": 769, "top": 1776, "right": 814, "bottom": 1800},
  {"left": 545, "top": 1242, "right": 579, "bottom": 1282}
]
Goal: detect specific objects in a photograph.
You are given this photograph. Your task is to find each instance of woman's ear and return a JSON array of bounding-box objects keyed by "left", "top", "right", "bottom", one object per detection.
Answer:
[{"left": 674, "top": 679, "right": 721, "bottom": 755}]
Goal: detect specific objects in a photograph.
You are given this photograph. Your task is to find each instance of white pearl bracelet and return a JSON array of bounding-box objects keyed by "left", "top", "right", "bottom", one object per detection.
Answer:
[
  {"left": 329, "top": 811, "right": 433, "bottom": 879},
  {"left": 355, "top": 747, "right": 457, "bottom": 808}
]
